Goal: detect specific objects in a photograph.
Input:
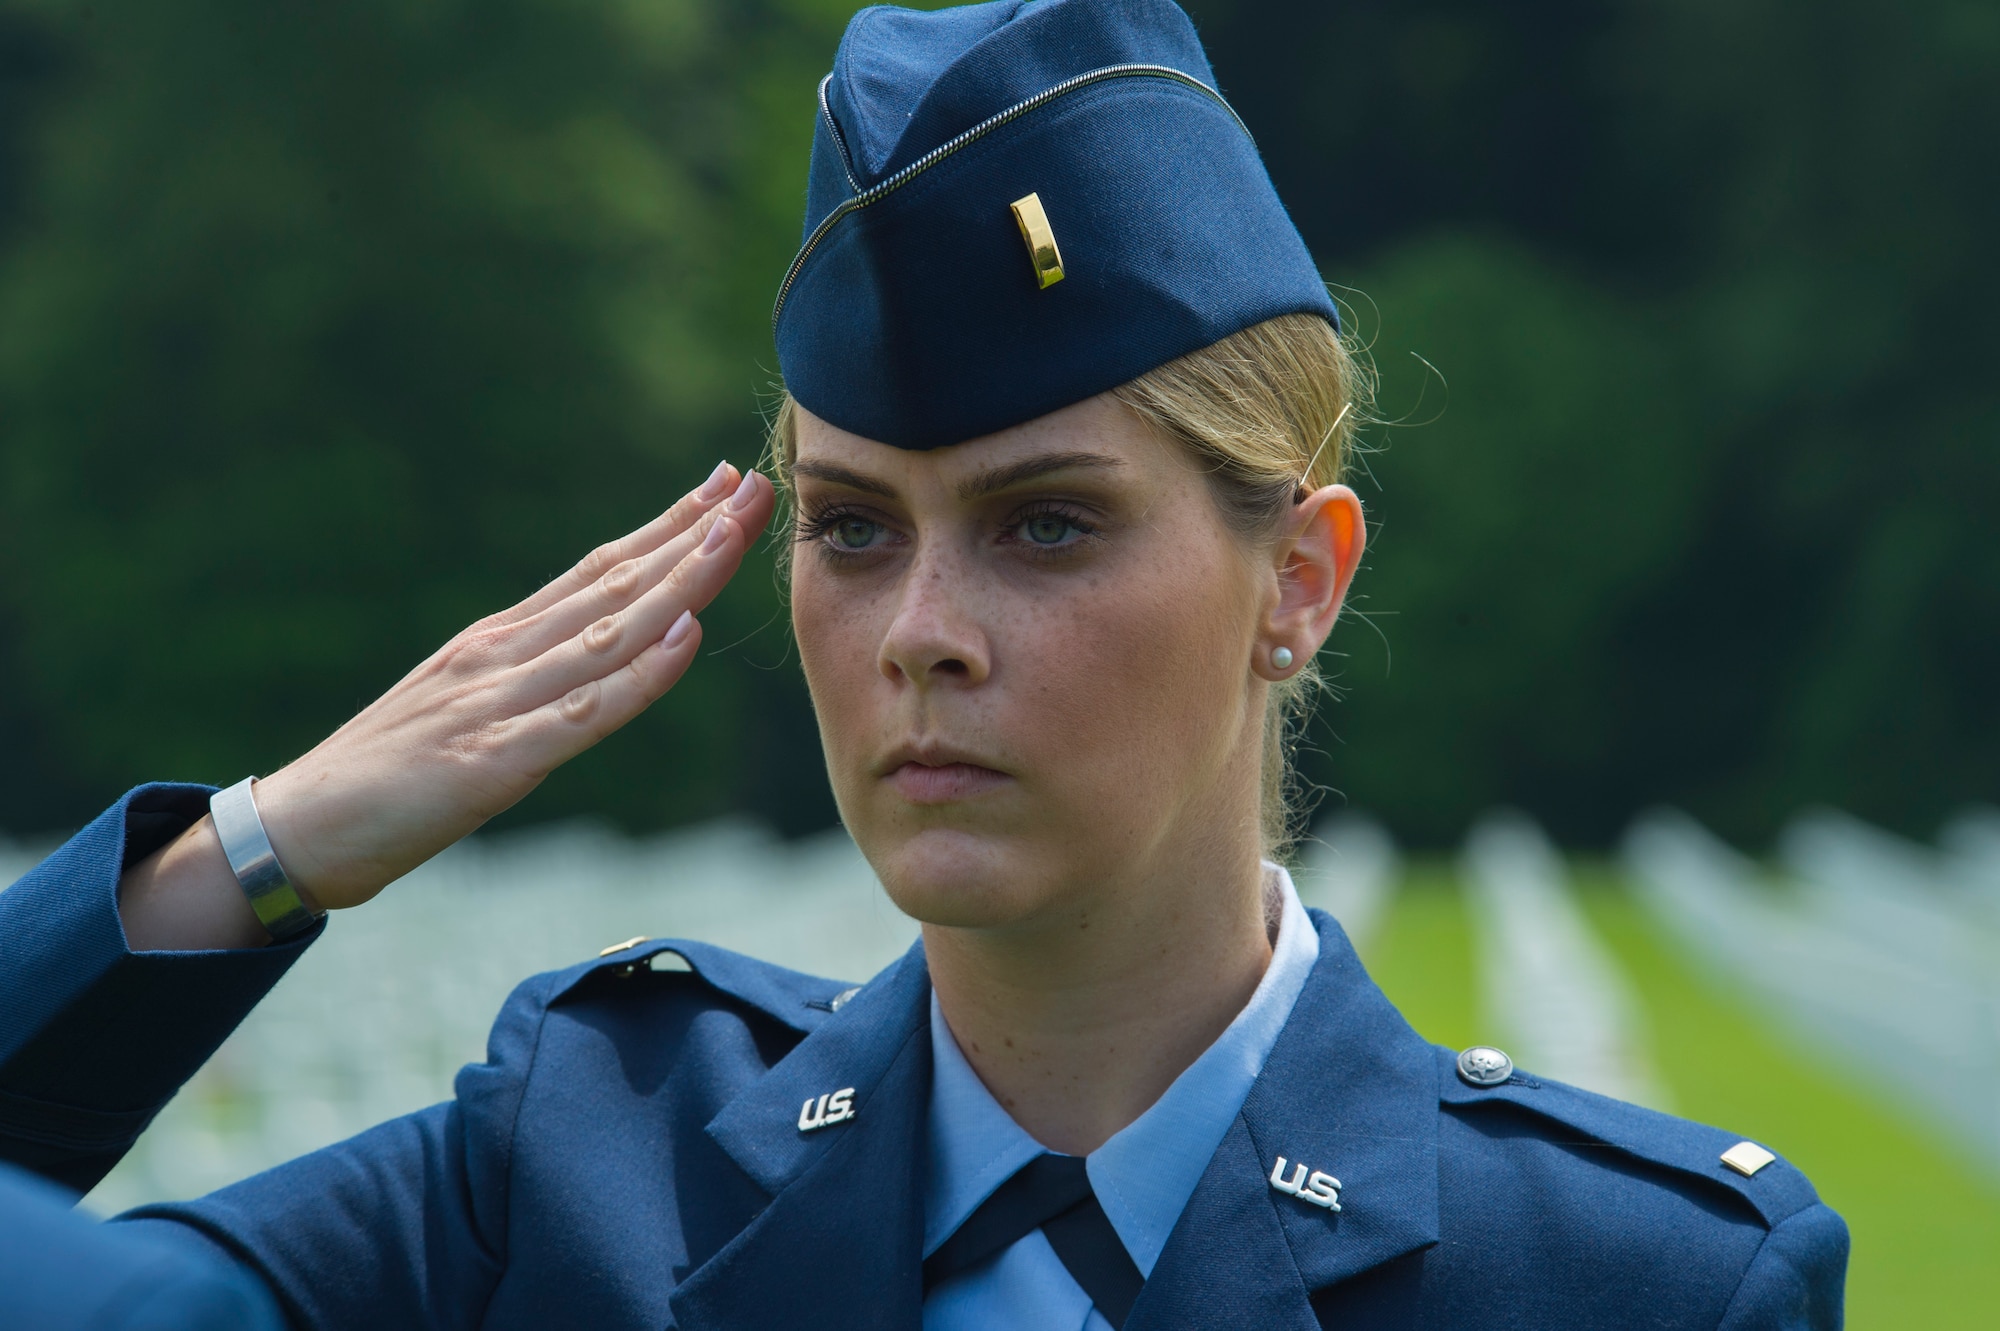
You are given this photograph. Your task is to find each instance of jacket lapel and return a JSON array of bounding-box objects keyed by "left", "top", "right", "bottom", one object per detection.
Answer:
[
  {"left": 1129, "top": 910, "right": 1440, "bottom": 1328},
  {"left": 669, "top": 912, "right": 1439, "bottom": 1329},
  {"left": 668, "top": 939, "right": 935, "bottom": 1331},
  {"left": 1129, "top": 1112, "right": 1325, "bottom": 1330}
]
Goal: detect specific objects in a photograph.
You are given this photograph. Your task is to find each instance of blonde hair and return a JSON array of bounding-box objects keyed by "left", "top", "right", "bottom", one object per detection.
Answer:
[{"left": 765, "top": 311, "right": 1371, "bottom": 859}]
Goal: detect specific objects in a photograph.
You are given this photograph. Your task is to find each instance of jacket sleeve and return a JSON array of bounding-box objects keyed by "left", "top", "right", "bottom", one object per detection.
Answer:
[
  {"left": 1716, "top": 1201, "right": 1850, "bottom": 1331},
  {"left": 0, "top": 783, "right": 321, "bottom": 1191},
  {"left": 107, "top": 969, "right": 548, "bottom": 1331},
  {"left": 0, "top": 1160, "right": 283, "bottom": 1331}
]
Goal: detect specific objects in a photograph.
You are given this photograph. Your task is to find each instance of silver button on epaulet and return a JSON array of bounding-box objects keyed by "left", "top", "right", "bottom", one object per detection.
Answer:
[{"left": 1456, "top": 1045, "right": 1514, "bottom": 1087}]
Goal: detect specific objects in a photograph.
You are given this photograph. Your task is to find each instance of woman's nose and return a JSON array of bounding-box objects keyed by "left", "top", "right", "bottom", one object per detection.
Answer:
[{"left": 877, "top": 554, "right": 991, "bottom": 687}]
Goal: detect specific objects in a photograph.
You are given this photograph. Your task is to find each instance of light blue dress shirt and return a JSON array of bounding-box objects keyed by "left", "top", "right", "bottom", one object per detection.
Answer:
[{"left": 922, "top": 866, "right": 1322, "bottom": 1331}]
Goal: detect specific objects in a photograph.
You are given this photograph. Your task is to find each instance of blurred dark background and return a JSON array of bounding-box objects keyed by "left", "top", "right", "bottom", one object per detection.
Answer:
[{"left": 0, "top": 0, "right": 1993, "bottom": 848}]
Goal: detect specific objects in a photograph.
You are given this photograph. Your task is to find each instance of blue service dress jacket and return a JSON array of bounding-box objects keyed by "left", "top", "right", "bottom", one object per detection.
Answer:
[{"left": 1, "top": 785, "right": 1849, "bottom": 1330}]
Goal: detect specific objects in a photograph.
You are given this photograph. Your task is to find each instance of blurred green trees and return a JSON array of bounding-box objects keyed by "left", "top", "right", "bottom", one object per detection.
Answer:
[
  {"left": 0, "top": 0, "right": 858, "bottom": 834},
  {"left": 0, "top": 0, "right": 1993, "bottom": 846},
  {"left": 1194, "top": 0, "right": 2000, "bottom": 844}
]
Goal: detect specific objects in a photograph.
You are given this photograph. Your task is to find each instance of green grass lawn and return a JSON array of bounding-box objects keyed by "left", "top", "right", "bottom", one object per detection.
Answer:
[{"left": 1356, "top": 862, "right": 2000, "bottom": 1329}]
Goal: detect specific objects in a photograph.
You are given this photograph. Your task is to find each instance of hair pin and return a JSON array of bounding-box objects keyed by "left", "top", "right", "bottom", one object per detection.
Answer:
[{"left": 1294, "top": 402, "right": 1352, "bottom": 502}]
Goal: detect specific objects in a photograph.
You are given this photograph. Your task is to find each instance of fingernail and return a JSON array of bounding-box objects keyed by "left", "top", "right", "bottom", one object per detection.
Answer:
[
  {"left": 727, "top": 471, "right": 761, "bottom": 512},
  {"left": 700, "top": 516, "right": 733, "bottom": 554},
  {"left": 662, "top": 610, "right": 695, "bottom": 649},
  {"left": 698, "top": 460, "right": 732, "bottom": 500}
]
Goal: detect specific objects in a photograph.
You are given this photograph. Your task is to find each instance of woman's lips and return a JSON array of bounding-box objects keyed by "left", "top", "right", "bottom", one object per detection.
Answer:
[{"left": 888, "top": 761, "right": 1011, "bottom": 805}]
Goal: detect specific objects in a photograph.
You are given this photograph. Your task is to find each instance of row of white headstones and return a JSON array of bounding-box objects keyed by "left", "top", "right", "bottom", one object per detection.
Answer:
[
  {"left": 3, "top": 802, "right": 1994, "bottom": 1215},
  {"left": 1464, "top": 805, "right": 2000, "bottom": 1174}
]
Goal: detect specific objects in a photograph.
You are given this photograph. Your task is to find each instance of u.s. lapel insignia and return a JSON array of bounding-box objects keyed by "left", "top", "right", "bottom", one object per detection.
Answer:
[
  {"left": 1269, "top": 1154, "right": 1342, "bottom": 1211},
  {"left": 798, "top": 1087, "right": 856, "bottom": 1132}
]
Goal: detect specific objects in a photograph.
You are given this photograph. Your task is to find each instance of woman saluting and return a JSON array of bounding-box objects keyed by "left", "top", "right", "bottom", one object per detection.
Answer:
[{"left": 0, "top": 1, "right": 1845, "bottom": 1326}]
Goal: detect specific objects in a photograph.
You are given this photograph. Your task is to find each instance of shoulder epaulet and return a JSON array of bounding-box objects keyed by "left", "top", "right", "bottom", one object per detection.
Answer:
[
  {"left": 1434, "top": 1044, "right": 1821, "bottom": 1230},
  {"left": 543, "top": 936, "right": 865, "bottom": 1036}
]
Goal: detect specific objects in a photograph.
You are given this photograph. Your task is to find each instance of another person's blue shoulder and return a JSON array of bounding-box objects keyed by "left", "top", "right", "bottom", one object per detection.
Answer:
[{"left": 0, "top": 1161, "right": 283, "bottom": 1330}]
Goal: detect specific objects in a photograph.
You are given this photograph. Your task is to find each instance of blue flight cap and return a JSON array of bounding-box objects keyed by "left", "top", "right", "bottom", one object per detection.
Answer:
[{"left": 774, "top": 0, "right": 1339, "bottom": 451}]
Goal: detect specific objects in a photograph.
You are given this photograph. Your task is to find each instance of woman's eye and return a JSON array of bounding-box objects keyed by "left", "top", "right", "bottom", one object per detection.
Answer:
[
  {"left": 829, "top": 517, "right": 883, "bottom": 551},
  {"left": 1022, "top": 514, "right": 1073, "bottom": 545}
]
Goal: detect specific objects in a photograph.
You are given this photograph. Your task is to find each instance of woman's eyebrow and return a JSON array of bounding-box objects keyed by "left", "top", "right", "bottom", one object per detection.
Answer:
[
  {"left": 956, "top": 451, "right": 1124, "bottom": 501},
  {"left": 790, "top": 461, "right": 898, "bottom": 497}
]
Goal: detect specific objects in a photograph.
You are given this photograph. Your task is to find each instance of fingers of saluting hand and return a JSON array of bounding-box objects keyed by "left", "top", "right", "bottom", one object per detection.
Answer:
[
  {"left": 539, "top": 604, "right": 704, "bottom": 750},
  {"left": 243, "top": 467, "right": 774, "bottom": 913},
  {"left": 508, "top": 469, "right": 776, "bottom": 750},
  {"left": 494, "top": 468, "right": 770, "bottom": 666},
  {"left": 494, "top": 459, "right": 741, "bottom": 629}
]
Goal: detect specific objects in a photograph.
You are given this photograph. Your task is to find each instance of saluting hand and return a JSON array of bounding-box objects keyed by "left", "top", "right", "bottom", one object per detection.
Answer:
[{"left": 118, "top": 463, "right": 776, "bottom": 947}]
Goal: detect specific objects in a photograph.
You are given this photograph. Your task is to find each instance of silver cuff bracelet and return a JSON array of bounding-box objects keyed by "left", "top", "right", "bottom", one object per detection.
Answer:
[{"left": 209, "top": 777, "right": 323, "bottom": 943}]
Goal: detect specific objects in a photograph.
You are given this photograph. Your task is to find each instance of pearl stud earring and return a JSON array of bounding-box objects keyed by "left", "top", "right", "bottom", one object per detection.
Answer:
[{"left": 1271, "top": 646, "right": 1294, "bottom": 671}]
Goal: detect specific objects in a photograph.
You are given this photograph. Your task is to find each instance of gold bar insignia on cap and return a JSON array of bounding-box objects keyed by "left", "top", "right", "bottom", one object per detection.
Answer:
[{"left": 1010, "top": 192, "right": 1065, "bottom": 289}]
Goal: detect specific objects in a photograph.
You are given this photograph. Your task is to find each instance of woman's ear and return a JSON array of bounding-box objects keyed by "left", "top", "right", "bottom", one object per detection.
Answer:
[{"left": 1255, "top": 484, "right": 1365, "bottom": 680}]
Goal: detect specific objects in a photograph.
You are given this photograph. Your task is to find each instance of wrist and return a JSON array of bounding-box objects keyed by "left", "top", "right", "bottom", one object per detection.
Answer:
[
  {"left": 117, "top": 816, "right": 272, "bottom": 952},
  {"left": 209, "top": 777, "right": 325, "bottom": 942},
  {"left": 248, "top": 758, "right": 376, "bottom": 912}
]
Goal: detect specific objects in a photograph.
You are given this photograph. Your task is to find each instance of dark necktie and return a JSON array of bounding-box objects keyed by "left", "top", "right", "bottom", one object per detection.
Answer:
[{"left": 922, "top": 1153, "right": 1145, "bottom": 1328}]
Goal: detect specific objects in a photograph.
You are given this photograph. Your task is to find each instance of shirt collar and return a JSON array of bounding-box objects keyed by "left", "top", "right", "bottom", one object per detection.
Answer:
[
  {"left": 922, "top": 865, "right": 1321, "bottom": 1274},
  {"left": 923, "top": 989, "right": 1045, "bottom": 1257}
]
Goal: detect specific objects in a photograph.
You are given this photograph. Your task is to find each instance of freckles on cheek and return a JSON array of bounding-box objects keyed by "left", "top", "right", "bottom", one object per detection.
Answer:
[
  {"left": 792, "top": 574, "right": 879, "bottom": 759},
  {"left": 1029, "top": 548, "right": 1248, "bottom": 795}
]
